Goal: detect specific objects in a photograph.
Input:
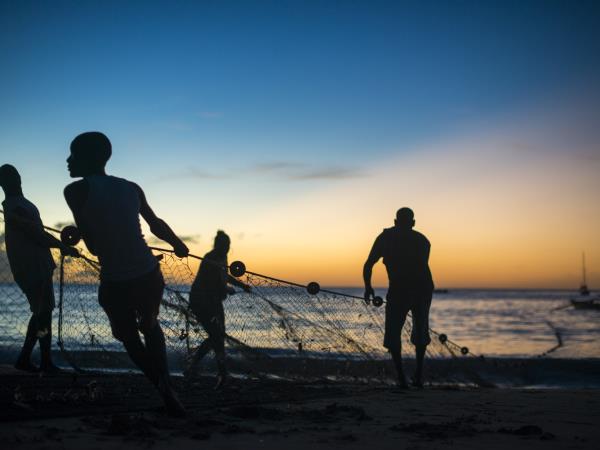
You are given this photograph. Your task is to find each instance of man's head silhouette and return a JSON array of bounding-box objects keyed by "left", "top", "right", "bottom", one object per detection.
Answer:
[
  {"left": 0, "top": 164, "right": 21, "bottom": 193},
  {"left": 67, "top": 132, "right": 112, "bottom": 177},
  {"left": 214, "top": 230, "right": 231, "bottom": 255},
  {"left": 394, "top": 207, "right": 415, "bottom": 229}
]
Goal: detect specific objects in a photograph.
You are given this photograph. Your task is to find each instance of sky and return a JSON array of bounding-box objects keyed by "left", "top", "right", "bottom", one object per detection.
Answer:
[{"left": 1, "top": 0, "right": 599, "bottom": 288}]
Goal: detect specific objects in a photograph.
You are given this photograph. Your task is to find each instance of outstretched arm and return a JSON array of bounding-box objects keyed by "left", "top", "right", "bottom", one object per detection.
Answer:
[
  {"left": 227, "top": 274, "right": 251, "bottom": 292},
  {"left": 363, "top": 234, "right": 383, "bottom": 300},
  {"left": 135, "top": 184, "right": 189, "bottom": 258},
  {"left": 6, "top": 207, "right": 76, "bottom": 255}
]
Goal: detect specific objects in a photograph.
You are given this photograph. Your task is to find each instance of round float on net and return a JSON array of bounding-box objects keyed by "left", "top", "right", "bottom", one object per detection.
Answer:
[
  {"left": 306, "top": 282, "right": 320, "bottom": 295},
  {"left": 438, "top": 333, "right": 448, "bottom": 344},
  {"left": 60, "top": 225, "right": 81, "bottom": 246},
  {"left": 461, "top": 346, "right": 469, "bottom": 355},
  {"left": 371, "top": 296, "right": 384, "bottom": 307},
  {"left": 229, "top": 260, "right": 246, "bottom": 278}
]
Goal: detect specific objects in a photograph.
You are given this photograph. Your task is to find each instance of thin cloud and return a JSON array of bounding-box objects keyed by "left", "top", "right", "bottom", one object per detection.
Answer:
[
  {"left": 289, "top": 167, "right": 363, "bottom": 180},
  {"left": 253, "top": 162, "right": 305, "bottom": 173},
  {"left": 147, "top": 235, "right": 200, "bottom": 245},
  {"left": 252, "top": 162, "right": 363, "bottom": 180},
  {"left": 53, "top": 221, "right": 75, "bottom": 230},
  {"left": 159, "top": 162, "right": 363, "bottom": 183},
  {"left": 158, "top": 167, "right": 227, "bottom": 182}
]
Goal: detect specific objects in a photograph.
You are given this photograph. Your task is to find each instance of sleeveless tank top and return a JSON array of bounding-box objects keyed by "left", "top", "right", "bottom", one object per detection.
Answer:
[
  {"left": 80, "top": 175, "right": 157, "bottom": 282},
  {"left": 2, "top": 195, "right": 56, "bottom": 289},
  {"left": 380, "top": 227, "right": 434, "bottom": 291}
]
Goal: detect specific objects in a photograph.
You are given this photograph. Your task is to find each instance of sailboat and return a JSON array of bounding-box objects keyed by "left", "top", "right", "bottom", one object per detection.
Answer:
[{"left": 570, "top": 253, "right": 600, "bottom": 310}]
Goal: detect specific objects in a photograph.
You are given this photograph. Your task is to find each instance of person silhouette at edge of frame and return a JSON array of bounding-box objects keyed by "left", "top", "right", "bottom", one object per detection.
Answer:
[
  {"left": 0, "top": 164, "right": 79, "bottom": 374},
  {"left": 63, "top": 132, "right": 189, "bottom": 417},
  {"left": 363, "top": 207, "right": 434, "bottom": 389},
  {"left": 186, "top": 230, "right": 251, "bottom": 389}
]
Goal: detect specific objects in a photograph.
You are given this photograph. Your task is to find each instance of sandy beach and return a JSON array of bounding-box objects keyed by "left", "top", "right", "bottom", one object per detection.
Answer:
[{"left": 1, "top": 366, "right": 599, "bottom": 450}]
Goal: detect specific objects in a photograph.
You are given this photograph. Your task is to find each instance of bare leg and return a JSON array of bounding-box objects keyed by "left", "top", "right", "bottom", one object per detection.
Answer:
[
  {"left": 215, "top": 351, "right": 226, "bottom": 375},
  {"left": 121, "top": 332, "right": 159, "bottom": 385},
  {"left": 188, "top": 339, "right": 212, "bottom": 367},
  {"left": 390, "top": 348, "right": 408, "bottom": 388},
  {"left": 143, "top": 323, "right": 169, "bottom": 380},
  {"left": 214, "top": 350, "right": 227, "bottom": 389},
  {"left": 413, "top": 345, "right": 426, "bottom": 388},
  {"left": 143, "top": 323, "right": 186, "bottom": 417},
  {"left": 212, "top": 315, "right": 227, "bottom": 389},
  {"left": 15, "top": 315, "right": 39, "bottom": 371},
  {"left": 37, "top": 309, "right": 60, "bottom": 372}
]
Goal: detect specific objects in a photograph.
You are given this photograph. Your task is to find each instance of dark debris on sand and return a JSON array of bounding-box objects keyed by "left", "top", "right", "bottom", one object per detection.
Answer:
[
  {"left": 0, "top": 370, "right": 347, "bottom": 422},
  {"left": 390, "top": 415, "right": 557, "bottom": 442},
  {"left": 498, "top": 425, "right": 555, "bottom": 440},
  {"left": 0, "top": 370, "right": 384, "bottom": 446},
  {"left": 390, "top": 417, "right": 478, "bottom": 440},
  {"left": 221, "top": 401, "right": 372, "bottom": 424},
  {"left": 68, "top": 399, "right": 373, "bottom": 444}
]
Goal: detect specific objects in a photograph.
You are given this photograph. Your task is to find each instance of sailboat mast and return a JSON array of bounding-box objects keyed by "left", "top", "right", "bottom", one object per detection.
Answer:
[{"left": 582, "top": 252, "right": 587, "bottom": 285}]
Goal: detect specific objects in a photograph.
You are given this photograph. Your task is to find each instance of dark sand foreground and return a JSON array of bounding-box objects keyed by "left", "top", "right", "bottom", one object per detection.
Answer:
[{"left": 1, "top": 366, "right": 599, "bottom": 449}]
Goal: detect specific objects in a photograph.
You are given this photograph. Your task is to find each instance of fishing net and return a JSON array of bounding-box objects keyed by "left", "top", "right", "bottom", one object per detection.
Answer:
[{"left": 0, "top": 212, "right": 481, "bottom": 384}]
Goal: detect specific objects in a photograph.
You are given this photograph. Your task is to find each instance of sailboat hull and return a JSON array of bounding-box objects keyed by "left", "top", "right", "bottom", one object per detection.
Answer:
[{"left": 570, "top": 296, "right": 600, "bottom": 310}]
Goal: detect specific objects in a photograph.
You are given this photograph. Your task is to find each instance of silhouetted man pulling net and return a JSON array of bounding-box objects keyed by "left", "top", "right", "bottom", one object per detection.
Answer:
[
  {"left": 0, "top": 164, "right": 78, "bottom": 373},
  {"left": 363, "top": 207, "right": 434, "bottom": 388},
  {"left": 186, "top": 230, "right": 251, "bottom": 388},
  {"left": 63, "top": 132, "right": 189, "bottom": 416}
]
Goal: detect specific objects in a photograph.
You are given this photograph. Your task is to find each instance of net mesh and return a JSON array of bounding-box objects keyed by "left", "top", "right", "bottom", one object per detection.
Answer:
[{"left": 1, "top": 214, "right": 479, "bottom": 384}]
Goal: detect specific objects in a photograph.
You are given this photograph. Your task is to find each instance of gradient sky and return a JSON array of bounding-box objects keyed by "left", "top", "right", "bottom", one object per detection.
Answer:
[{"left": 1, "top": 1, "right": 599, "bottom": 288}]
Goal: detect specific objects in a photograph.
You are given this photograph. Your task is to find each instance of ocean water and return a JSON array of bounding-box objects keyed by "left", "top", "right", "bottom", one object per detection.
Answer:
[
  {"left": 1, "top": 285, "right": 599, "bottom": 360},
  {"left": 330, "top": 288, "right": 600, "bottom": 358}
]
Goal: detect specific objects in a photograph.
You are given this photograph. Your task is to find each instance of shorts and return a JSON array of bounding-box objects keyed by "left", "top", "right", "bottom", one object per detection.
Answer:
[
  {"left": 383, "top": 288, "right": 433, "bottom": 351},
  {"left": 190, "top": 292, "right": 226, "bottom": 354},
  {"left": 19, "top": 276, "right": 55, "bottom": 315},
  {"left": 98, "top": 265, "right": 164, "bottom": 341}
]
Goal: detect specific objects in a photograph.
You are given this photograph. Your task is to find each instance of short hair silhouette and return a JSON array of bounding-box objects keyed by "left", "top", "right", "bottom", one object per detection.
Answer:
[
  {"left": 0, "top": 164, "right": 21, "bottom": 190},
  {"left": 214, "top": 230, "right": 230, "bottom": 248},
  {"left": 396, "top": 207, "right": 414, "bottom": 227},
  {"left": 70, "top": 132, "right": 112, "bottom": 166}
]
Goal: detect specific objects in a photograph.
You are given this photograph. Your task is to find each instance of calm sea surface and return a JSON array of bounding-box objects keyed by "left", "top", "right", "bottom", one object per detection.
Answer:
[
  {"left": 1, "top": 286, "right": 599, "bottom": 359},
  {"left": 337, "top": 288, "right": 600, "bottom": 358}
]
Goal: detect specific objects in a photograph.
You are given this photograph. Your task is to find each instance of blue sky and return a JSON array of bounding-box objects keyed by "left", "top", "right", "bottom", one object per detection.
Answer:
[
  {"left": 1, "top": 1, "right": 600, "bottom": 286},
  {"left": 2, "top": 1, "right": 598, "bottom": 170}
]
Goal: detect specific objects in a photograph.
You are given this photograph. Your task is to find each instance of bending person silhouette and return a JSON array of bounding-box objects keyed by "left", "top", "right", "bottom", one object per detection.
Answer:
[
  {"left": 187, "top": 231, "right": 250, "bottom": 388},
  {"left": 0, "top": 164, "right": 78, "bottom": 373},
  {"left": 363, "top": 207, "right": 434, "bottom": 388},
  {"left": 63, "top": 132, "right": 189, "bottom": 416}
]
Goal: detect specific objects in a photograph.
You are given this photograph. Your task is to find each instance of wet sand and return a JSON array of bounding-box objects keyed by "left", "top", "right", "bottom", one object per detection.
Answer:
[{"left": 1, "top": 365, "right": 599, "bottom": 449}]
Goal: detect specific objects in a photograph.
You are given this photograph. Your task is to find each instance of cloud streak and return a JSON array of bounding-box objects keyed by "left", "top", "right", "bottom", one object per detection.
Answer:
[
  {"left": 287, "top": 167, "right": 362, "bottom": 180},
  {"left": 252, "top": 161, "right": 363, "bottom": 180},
  {"left": 158, "top": 167, "right": 229, "bottom": 182},
  {"left": 159, "top": 162, "right": 363, "bottom": 182},
  {"left": 147, "top": 234, "right": 200, "bottom": 245}
]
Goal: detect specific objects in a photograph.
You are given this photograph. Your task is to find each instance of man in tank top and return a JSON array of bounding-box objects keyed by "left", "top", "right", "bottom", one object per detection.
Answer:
[
  {"left": 64, "top": 132, "right": 189, "bottom": 416},
  {"left": 363, "top": 207, "right": 434, "bottom": 388},
  {"left": 1, "top": 164, "right": 78, "bottom": 373}
]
